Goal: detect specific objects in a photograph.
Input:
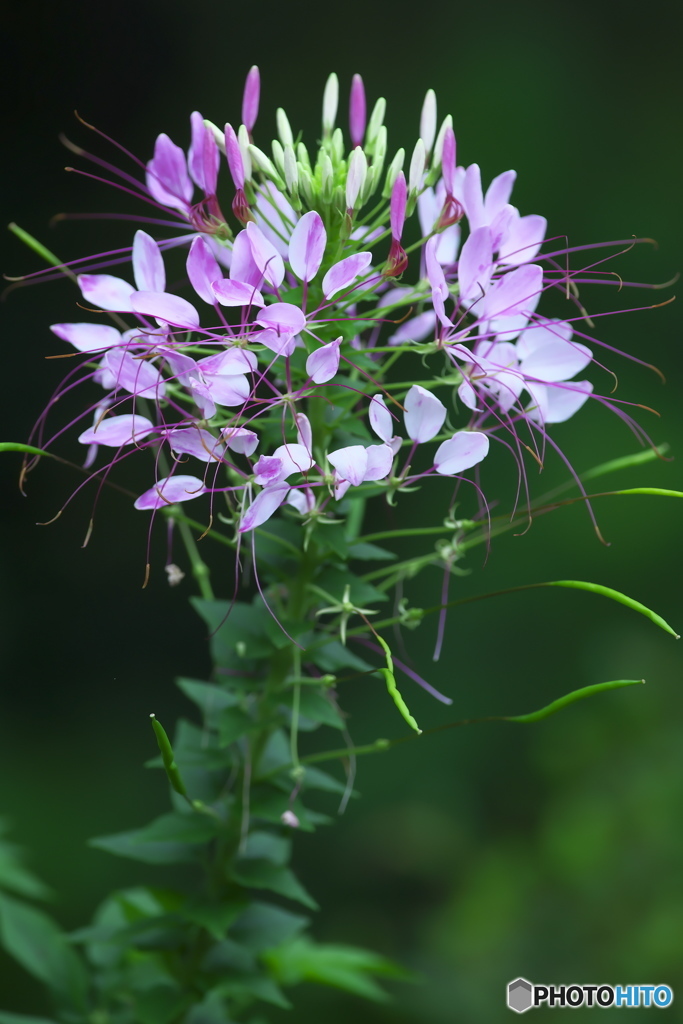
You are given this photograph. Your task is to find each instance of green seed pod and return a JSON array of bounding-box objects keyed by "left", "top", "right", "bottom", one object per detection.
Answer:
[{"left": 150, "top": 714, "right": 187, "bottom": 796}]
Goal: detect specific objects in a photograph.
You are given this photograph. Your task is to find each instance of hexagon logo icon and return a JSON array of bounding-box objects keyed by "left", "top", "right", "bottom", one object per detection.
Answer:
[{"left": 508, "top": 978, "right": 533, "bottom": 1013}]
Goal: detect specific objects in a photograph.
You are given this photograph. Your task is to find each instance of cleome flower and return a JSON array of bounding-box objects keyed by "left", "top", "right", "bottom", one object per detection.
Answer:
[{"left": 23, "top": 66, "right": 659, "bottom": 551}]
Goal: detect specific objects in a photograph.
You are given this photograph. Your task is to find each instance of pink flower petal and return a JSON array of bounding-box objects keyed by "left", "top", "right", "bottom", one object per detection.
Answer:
[
  {"left": 221, "top": 426, "right": 259, "bottom": 456},
  {"left": 457, "top": 227, "right": 493, "bottom": 305},
  {"left": 306, "top": 337, "right": 341, "bottom": 383},
  {"left": 240, "top": 484, "right": 289, "bottom": 532},
  {"left": 272, "top": 442, "right": 315, "bottom": 478},
  {"left": 132, "top": 231, "right": 165, "bottom": 292},
  {"left": 499, "top": 213, "right": 547, "bottom": 266},
  {"left": 78, "top": 274, "right": 134, "bottom": 312},
  {"left": 322, "top": 252, "right": 372, "bottom": 299},
  {"left": 102, "top": 349, "right": 166, "bottom": 399},
  {"left": 78, "top": 414, "right": 156, "bottom": 447},
  {"left": 327, "top": 445, "right": 368, "bottom": 487},
  {"left": 255, "top": 303, "right": 306, "bottom": 334},
  {"left": 404, "top": 385, "right": 447, "bottom": 443},
  {"left": 189, "top": 111, "right": 219, "bottom": 194},
  {"left": 131, "top": 291, "right": 200, "bottom": 329},
  {"left": 50, "top": 322, "right": 122, "bottom": 353},
  {"left": 187, "top": 236, "right": 224, "bottom": 304},
  {"left": 167, "top": 427, "right": 225, "bottom": 462},
  {"left": 288, "top": 210, "right": 327, "bottom": 282},
  {"left": 369, "top": 394, "right": 393, "bottom": 442},
  {"left": 246, "top": 222, "right": 285, "bottom": 287},
  {"left": 134, "top": 474, "right": 206, "bottom": 510},
  {"left": 364, "top": 443, "right": 393, "bottom": 481},
  {"left": 145, "top": 134, "right": 193, "bottom": 211},
  {"left": 434, "top": 431, "right": 490, "bottom": 475},
  {"left": 212, "top": 279, "right": 265, "bottom": 308}
]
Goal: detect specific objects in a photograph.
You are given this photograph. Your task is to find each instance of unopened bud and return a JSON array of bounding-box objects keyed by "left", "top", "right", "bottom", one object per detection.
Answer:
[
  {"left": 276, "top": 107, "right": 294, "bottom": 148},
  {"left": 432, "top": 114, "right": 453, "bottom": 172},
  {"left": 382, "top": 147, "right": 405, "bottom": 198},
  {"left": 203, "top": 119, "right": 226, "bottom": 155},
  {"left": 297, "top": 141, "right": 312, "bottom": 171},
  {"left": 321, "top": 151, "right": 334, "bottom": 203},
  {"left": 346, "top": 146, "right": 367, "bottom": 211},
  {"left": 298, "top": 162, "right": 314, "bottom": 204},
  {"left": 366, "top": 97, "right": 387, "bottom": 152},
  {"left": 322, "top": 72, "right": 339, "bottom": 137},
  {"left": 164, "top": 563, "right": 185, "bottom": 586},
  {"left": 271, "top": 138, "right": 285, "bottom": 177},
  {"left": 331, "top": 127, "right": 344, "bottom": 165},
  {"left": 281, "top": 810, "right": 300, "bottom": 828},
  {"left": 284, "top": 145, "right": 299, "bottom": 192},
  {"left": 248, "top": 144, "right": 285, "bottom": 189},
  {"left": 349, "top": 73, "right": 367, "bottom": 149},
  {"left": 237, "top": 125, "right": 252, "bottom": 182},
  {"left": 408, "top": 138, "right": 426, "bottom": 196},
  {"left": 420, "top": 89, "right": 437, "bottom": 156},
  {"left": 242, "top": 65, "right": 260, "bottom": 134}
]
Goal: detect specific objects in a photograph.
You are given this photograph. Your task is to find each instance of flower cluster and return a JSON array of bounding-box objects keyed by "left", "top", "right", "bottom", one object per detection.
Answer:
[{"left": 31, "top": 68, "right": 652, "bottom": 540}]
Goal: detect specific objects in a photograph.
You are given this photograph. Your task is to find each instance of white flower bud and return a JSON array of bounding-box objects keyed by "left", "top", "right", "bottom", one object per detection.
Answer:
[
  {"left": 284, "top": 144, "right": 299, "bottom": 192},
  {"left": 432, "top": 114, "right": 453, "bottom": 171},
  {"left": 346, "top": 146, "right": 367, "bottom": 210},
  {"left": 366, "top": 97, "right": 387, "bottom": 151},
  {"left": 271, "top": 138, "right": 285, "bottom": 177},
  {"left": 322, "top": 72, "right": 339, "bottom": 137},
  {"left": 382, "top": 147, "right": 405, "bottom": 198},
  {"left": 297, "top": 141, "right": 312, "bottom": 171},
  {"left": 248, "top": 144, "right": 285, "bottom": 189},
  {"left": 408, "top": 138, "right": 426, "bottom": 196},
  {"left": 331, "top": 127, "right": 344, "bottom": 164},
  {"left": 203, "top": 119, "right": 226, "bottom": 155},
  {"left": 276, "top": 107, "right": 294, "bottom": 148},
  {"left": 420, "top": 89, "right": 437, "bottom": 156},
  {"left": 237, "top": 125, "right": 252, "bottom": 181},
  {"left": 321, "top": 152, "right": 334, "bottom": 203}
]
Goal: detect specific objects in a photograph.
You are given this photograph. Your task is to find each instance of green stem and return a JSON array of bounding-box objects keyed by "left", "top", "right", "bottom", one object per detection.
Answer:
[{"left": 173, "top": 510, "right": 214, "bottom": 600}]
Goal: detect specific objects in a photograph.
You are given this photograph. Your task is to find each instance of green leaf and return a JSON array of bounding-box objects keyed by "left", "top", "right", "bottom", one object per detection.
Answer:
[
  {"left": 301, "top": 766, "right": 350, "bottom": 796},
  {"left": 0, "top": 893, "right": 88, "bottom": 1010},
  {"left": 230, "top": 860, "right": 318, "bottom": 909},
  {"left": 249, "top": 788, "right": 331, "bottom": 831},
  {"left": 242, "top": 830, "right": 291, "bottom": 866},
  {"left": 202, "top": 936, "right": 257, "bottom": 974},
  {"left": 8, "top": 224, "right": 65, "bottom": 269},
  {"left": 506, "top": 679, "right": 645, "bottom": 724},
  {"left": 192, "top": 598, "right": 274, "bottom": 667},
  {"left": 315, "top": 521, "right": 349, "bottom": 559},
  {"left": 545, "top": 580, "right": 680, "bottom": 639},
  {"left": 264, "top": 937, "right": 408, "bottom": 1002},
  {"left": 90, "top": 812, "right": 219, "bottom": 865},
  {"left": 0, "top": 831, "right": 52, "bottom": 901},
  {"left": 134, "top": 985, "right": 192, "bottom": 1024},
  {"left": 230, "top": 901, "right": 309, "bottom": 954},
  {"left": 176, "top": 677, "right": 240, "bottom": 716},
  {"left": 184, "top": 991, "right": 232, "bottom": 1024},
  {"left": 314, "top": 640, "right": 373, "bottom": 673},
  {"left": 214, "top": 974, "right": 292, "bottom": 1009},
  {"left": 182, "top": 898, "right": 247, "bottom": 942},
  {"left": 219, "top": 707, "right": 258, "bottom": 746},
  {"left": 280, "top": 689, "right": 345, "bottom": 731}
]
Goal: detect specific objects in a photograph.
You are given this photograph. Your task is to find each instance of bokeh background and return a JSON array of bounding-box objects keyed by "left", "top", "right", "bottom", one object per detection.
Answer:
[{"left": 1, "top": 0, "right": 681, "bottom": 1018}]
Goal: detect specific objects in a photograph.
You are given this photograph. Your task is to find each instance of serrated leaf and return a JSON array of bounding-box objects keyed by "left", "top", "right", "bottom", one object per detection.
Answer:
[
  {"left": 231, "top": 860, "right": 318, "bottom": 909},
  {"left": 0, "top": 893, "right": 88, "bottom": 1010}
]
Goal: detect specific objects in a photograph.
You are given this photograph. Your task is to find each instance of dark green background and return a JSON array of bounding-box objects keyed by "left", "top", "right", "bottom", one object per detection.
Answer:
[{"left": 1, "top": 0, "right": 681, "bottom": 1019}]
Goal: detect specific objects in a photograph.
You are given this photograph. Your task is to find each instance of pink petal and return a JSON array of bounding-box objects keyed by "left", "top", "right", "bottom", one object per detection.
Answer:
[
  {"left": 520, "top": 341, "right": 592, "bottom": 382},
  {"left": 390, "top": 172, "right": 407, "bottom": 240},
  {"left": 242, "top": 66, "right": 261, "bottom": 133},
  {"left": 434, "top": 431, "right": 490, "bottom": 475},
  {"left": 364, "top": 443, "right": 393, "bottom": 481},
  {"left": 188, "top": 111, "right": 219, "bottom": 194},
  {"left": 349, "top": 73, "right": 367, "bottom": 149},
  {"left": 131, "top": 291, "right": 200, "bottom": 329},
  {"left": 306, "top": 338, "right": 341, "bottom": 383},
  {"left": 145, "top": 134, "right": 193, "bottom": 211},
  {"left": 517, "top": 317, "right": 573, "bottom": 359},
  {"left": 78, "top": 274, "right": 134, "bottom": 312},
  {"left": 134, "top": 474, "right": 206, "bottom": 510},
  {"left": 222, "top": 426, "right": 259, "bottom": 456},
  {"left": 457, "top": 227, "right": 493, "bottom": 305},
  {"left": 224, "top": 123, "right": 245, "bottom": 191},
  {"left": 404, "top": 385, "right": 447, "bottom": 443},
  {"left": 483, "top": 170, "right": 517, "bottom": 220},
  {"left": 246, "top": 222, "right": 285, "bottom": 287},
  {"left": 102, "top": 349, "right": 166, "bottom": 398},
  {"left": 240, "top": 484, "right": 289, "bottom": 532},
  {"left": 257, "top": 329, "right": 298, "bottom": 357},
  {"left": 369, "top": 394, "right": 393, "bottom": 442},
  {"left": 212, "top": 279, "right": 265, "bottom": 308},
  {"left": 132, "top": 231, "right": 165, "bottom": 292},
  {"left": 78, "top": 414, "right": 156, "bottom": 447},
  {"left": 499, "top": 213, "right": 547, "bottom": 266},
  {"left": 230, "top": 229, "right": 263, "bottom": 288},
  {"left": 528, "top": 380, "right": 594, "bottom": 424},
  {"left": 187, "top": 236, "right": 224, "bottom": 304},
  {"left": 167, "top": 427, "right": 225, "bottom": 462},
  {"left": 203, "top": 373, "right": 251, "bottom": 408},
  {"left": 295, "top": 412, "right": 312, "bottom": 451},
  {"left": 50, "top": 322, "right": 122, "bottom": 353},
  {"left": 272, "top": 443, "right": 315, "bottom": 478},
  {"left": 327, "top": 446, "right": 368, "bottom": 487},
  {"left": 198, "top": 349, "right": 257, "bottom": 375},
  {"left": 288, "top": 211, "right": 327, "bottom": 282},
  {"left": 255, "top": 303, "right": 306, "bottom": 334},
  {"left": 462, "top": 163, "right": 485, "bottom": 229},
  {"left": 322, "top": 252, "right": 372, "bottom": 299}
]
